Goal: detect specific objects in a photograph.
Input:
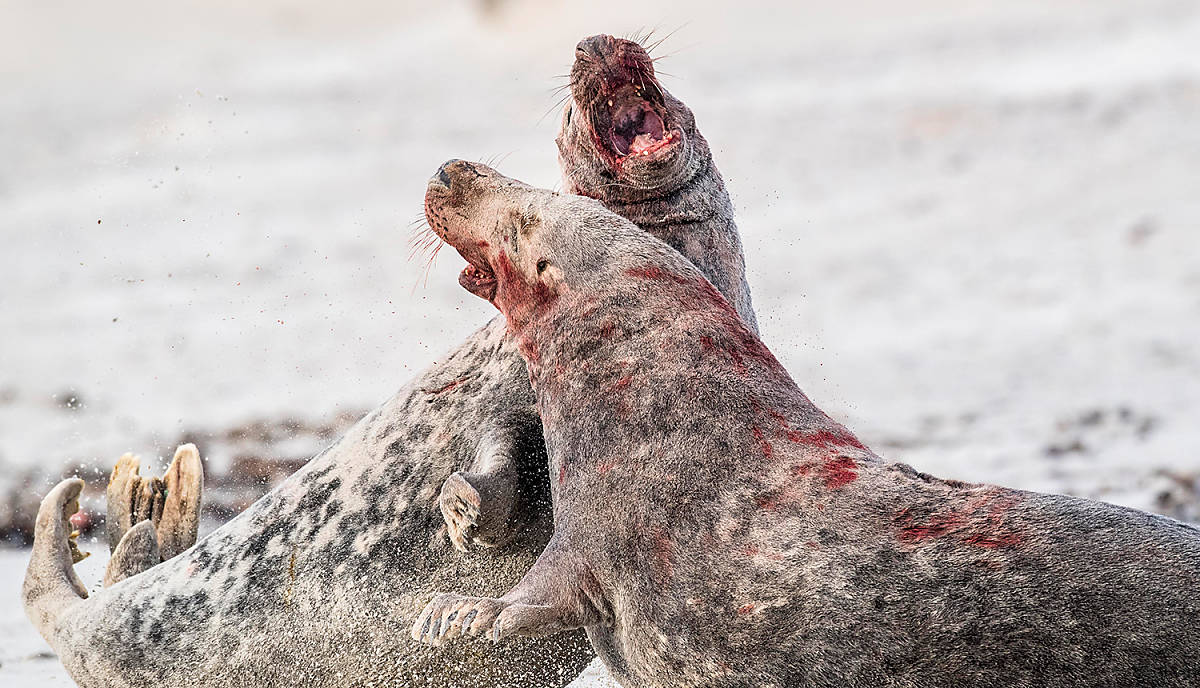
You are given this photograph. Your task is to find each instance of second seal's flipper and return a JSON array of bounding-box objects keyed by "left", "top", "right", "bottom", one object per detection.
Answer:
[
  {"left": 438, "top": 426, "right": 524, "bottom": 552},
  {"left": 158, "top": 443, "right": 203, "bottom": 561},
  {"left": 104, "top": 521, "right": 162, "bottom": 587},
  {"left": 106, "top": 444, "right": 204, "bottom": 562},
  {"left": 22, "top": 479, "right": 89, "bottom": 641},
  {"left": 106, "top": 452, "right": 159, "bottom": 553}
]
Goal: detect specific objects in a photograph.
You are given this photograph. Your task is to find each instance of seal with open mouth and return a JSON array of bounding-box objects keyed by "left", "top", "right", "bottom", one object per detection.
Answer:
[
  {"left": 21, "top": 37, "right": 760, "bottom": 688},
  {"left": 557, "top": 34, "right": 757, "bottom": 333},
  {"left": 439, "top": 34, "right": 759, "bottom": 555},
  {"left": 413, "top": 162, "right": 1200, "bottom": 687}
]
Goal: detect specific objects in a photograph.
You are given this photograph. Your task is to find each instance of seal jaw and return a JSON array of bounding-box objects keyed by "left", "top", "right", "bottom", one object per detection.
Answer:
[
  {"left": 597, "top": 85, "right": 677, "bottom": 164},
  {"left": 458, "top": 262, "right": 497, "bottom": 301},
  {"left": 570, "top": 35, "right": 682, "bottom": 171}
]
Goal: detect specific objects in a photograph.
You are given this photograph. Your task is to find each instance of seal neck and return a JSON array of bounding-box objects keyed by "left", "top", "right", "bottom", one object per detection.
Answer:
[
  {"left": 513, "top": 264, "right": 861, "bottom": 522},
  {"left": 567, "top": 150, "right": 758, "bottom": 333}
]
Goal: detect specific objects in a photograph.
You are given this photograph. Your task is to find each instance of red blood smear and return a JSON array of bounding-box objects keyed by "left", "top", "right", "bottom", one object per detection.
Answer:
[
  {"left": 823, "top": 456, "right": 858, "bottom": 489},
  {"left": 653, "top": 529, "right": 674, "bottom": 579},
  {"left": 495, "top": 251, "right": 558, "bottom": 324},
  {"left": 737, "top": 603, "right": 756, "bottom": 615},
  {"left": 768, "top": 408, "right": 867, "bottom": 452},
  {"left": 625, "top": 264, "right": 784, "bottom": 377},
  {"left": 895, "top": 495, "right": 1024, "bottom": 549},
  {"left": 425, "top": 376, "right": 468, "bottom": 395},
  {"left": 751, "top": 426, "right": 774, "bottom": 460}
]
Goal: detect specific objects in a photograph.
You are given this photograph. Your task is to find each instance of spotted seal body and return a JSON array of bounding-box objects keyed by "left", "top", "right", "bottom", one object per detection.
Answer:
[
  {"left": 25, "top": 332, "right": 591, "bottom": 687},
  {"left": 22, "top": 35, "right": 756, "bottom": 688},
  {"left": 413, "top": 163, "right": 1200, "bottom": 687}
]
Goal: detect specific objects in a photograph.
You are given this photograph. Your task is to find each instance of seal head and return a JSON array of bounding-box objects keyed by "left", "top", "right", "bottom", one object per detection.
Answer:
[
  {"left": 557, "top": 35, "right": 703, "bottom": 204},
  {"left": 426, "top": 159, "right": 627, "bottom": 338}
]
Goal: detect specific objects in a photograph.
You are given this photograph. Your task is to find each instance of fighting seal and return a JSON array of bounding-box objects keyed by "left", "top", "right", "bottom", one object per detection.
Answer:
[
  {"left": 413, "top": 162, "right": 1200, "bottom": 687},
  {"left": 23, "top": 35, "right": 756, "bottom": 688},
  {"left": 441, "top": 32, "right": 756, "bottom": 551}
]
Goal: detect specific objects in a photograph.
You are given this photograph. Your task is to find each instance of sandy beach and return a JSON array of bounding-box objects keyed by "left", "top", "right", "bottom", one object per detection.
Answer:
[{"left": 3, "top": 0, "right": 1199, "bottom": 684}]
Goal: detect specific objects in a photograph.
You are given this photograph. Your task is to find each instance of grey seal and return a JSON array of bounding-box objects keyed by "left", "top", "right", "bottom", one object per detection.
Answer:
[
  {"left": 441, "top": 33, "right": 755, "bottom": 551},
  {"left": 22, "top": 35, "right": 756, "bottom": 688},
  {"left": 413, "top": 162, "right": 1200, "bottom": 687}
]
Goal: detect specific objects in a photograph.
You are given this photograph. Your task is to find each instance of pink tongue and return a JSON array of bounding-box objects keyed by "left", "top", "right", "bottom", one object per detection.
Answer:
[{"left": 629, "top": 132, "right": 660, "bottom": 154}]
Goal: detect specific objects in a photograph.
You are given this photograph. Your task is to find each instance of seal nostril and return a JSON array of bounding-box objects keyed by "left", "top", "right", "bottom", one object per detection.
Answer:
[
  {"left": 436, "top": 160, "right": 459, "bottom": 189},
  {"left": 577, "top": 35, "right": 608, "bottom": 59}
]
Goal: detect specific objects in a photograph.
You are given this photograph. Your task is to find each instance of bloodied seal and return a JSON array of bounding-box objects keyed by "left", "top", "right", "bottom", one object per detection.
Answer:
[
  {"left": 22, "top": 36, "right": 757, "bottom": 688},
  {"left": 441, "top": 33, "right": 756, "bottom": 551},
  {"left": 413, "top": 163, "right": 1200, "bottom": 687}
]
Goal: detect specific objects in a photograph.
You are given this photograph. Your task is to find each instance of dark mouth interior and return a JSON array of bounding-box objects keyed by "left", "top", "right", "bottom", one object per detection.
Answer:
[
  {"left": 610, "top": 102, "right": 666, "bottom": 156},
  {"left": 596, "top": 85, "right": 673, "bottom": 160},
  {"left": 461, "top": 262, "right": 495, "bottom": 290}
]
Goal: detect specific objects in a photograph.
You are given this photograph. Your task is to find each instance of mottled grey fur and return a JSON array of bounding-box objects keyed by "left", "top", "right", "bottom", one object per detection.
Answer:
[
  {"left": 414, "top": 166, "right": 1200, "bottom": 687},
  {"left": 22, "top": 35, "right": 755, "bottom": 687}
]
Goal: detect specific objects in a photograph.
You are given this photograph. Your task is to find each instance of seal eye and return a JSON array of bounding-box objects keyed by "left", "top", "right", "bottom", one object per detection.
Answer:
[
  {"left": 537, "top": 259, "right": 550, "bottom": 274},
  {"left": 565, "top": 105, "right": 572, "bottom": 126}
]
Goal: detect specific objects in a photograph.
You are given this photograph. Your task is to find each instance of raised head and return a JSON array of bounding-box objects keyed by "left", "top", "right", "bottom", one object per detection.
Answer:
[
  {"left": 425, "top": 159, "right": 694, "bottom": 332},
  {"left": 557, "top": 34, "right": 707, "bottom": 202}
]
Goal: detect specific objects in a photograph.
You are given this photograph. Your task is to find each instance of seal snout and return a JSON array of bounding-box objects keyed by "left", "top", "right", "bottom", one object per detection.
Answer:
[
  {"left": 575, "top": 34, "right": 614, "bottom": 59},
  {"left": 424, "top": 160, "right": 502, "bottom": 303},
  {"left": 430, "top": 159, "right": 490, "bottom": 195},
  {"left": 435, "top": 160, "right": 456, "bottom": 189}
]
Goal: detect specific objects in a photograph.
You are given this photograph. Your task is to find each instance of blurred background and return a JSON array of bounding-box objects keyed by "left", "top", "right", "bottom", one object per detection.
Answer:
[{"left": 2, "top": 0, "right": 1199, "bottom": 683}]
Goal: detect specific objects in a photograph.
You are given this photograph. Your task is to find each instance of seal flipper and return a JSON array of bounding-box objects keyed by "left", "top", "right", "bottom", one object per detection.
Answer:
[
  {"left": 438, "top": 426, "right": 522, "bottom": 552},
  {"left": 106, "top": 444, "right": 203, "bottom": 562},
  {"left": 103, "top": 520, "right": 162, "bottom": 587},
  {"left": 412, "top": 546, "right": 608, "bottom": 646},
  {"left": 438, "top": 469, "right": 519, "bottom": 552},
  {"left": 158, "top": 443, "right": 204, "bottom": 561},
  {"left": 23, "top": 478, "right": 89, "bottom": 640}
]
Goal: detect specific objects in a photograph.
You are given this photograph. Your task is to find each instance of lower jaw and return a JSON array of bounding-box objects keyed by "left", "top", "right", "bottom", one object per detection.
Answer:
[{"left": 459, "top": 271, "right": 497, "bottom": 300}]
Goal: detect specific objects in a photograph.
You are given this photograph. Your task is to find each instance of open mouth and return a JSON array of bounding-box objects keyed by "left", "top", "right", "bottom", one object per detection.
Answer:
[
  {"left": 459, "top": 262, "right": 497, "bottom": 301},
  {"left": 596, "top": 85, "right": 676, "bottom": 164}
]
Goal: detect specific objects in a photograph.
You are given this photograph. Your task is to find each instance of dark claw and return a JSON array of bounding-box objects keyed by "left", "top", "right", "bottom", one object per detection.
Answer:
[{"left": 439, "top": 610, "right": 458, "bottom": 638}]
